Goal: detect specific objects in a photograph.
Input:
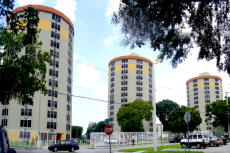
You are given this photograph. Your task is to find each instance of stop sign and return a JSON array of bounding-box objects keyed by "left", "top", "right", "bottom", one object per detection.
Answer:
[{"left": 104, "top": 124, "right": 113, "bottom": 135}]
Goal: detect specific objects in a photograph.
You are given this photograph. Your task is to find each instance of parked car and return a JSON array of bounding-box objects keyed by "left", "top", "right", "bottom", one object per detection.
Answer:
[
  {"left": 48, "top": 140, "right": 79, "bottom": 152},
  {"left": 180, "top": 133, "right": 210, "bottom": 149},
  {"left": 0, "top": 126, "right": 16, "bottom": 153},
  {"left": 216, "top": 135, "right": 227, "bottom": 145},
  {"left": 170, "top": 136, "right": 181, "bottom": 143},
  {"left": 209, "top": 135, "right": 220, "bottom": 147}
]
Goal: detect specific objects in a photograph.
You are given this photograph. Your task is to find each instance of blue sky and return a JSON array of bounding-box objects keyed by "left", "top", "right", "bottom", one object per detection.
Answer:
[{"left": 15, "top": 0, "right": 230, "bottom": 134}]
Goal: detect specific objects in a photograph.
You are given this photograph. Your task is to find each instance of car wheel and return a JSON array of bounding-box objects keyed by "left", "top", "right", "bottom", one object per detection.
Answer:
[
  {"left": 69, "top": 147, "right": 74, "bottom": 152},
  {"left": 211, "top": 142, "right": 214, "bottom": 147},
  {"left": 196, "top": 143, "right": 201, "bottom": 149},
  {"left": 53, "top": 147, "right": 57, "bottom": 152}
]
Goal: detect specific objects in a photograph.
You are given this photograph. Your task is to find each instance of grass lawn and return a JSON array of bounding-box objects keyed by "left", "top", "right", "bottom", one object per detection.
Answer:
[{"left": 118, "top": 144, "right": 204, "bottom": 153}]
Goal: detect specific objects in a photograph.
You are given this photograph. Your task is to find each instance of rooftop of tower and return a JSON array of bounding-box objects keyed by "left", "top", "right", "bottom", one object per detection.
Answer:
[
  {"left": 186, "top": 73, "right": 222, "bottom": 84},
  {"left": 109, "top": 54, "right": 153, "bottom": 65},
  {"left": 12, "top": 5, "right": 74, "bottom": 32}
]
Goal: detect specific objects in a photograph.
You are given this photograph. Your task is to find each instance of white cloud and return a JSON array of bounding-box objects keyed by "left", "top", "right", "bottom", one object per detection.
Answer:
[
  {"left": 55, "top": 0, "right": 77, "bottom": 22},
  {"left": 16, "top": 0, "right": 45, "bottom": 6},
  {"left": 106, "top": 0, "right": 120, "bottom": 17},
  {"left": 104, "top": 34, "right": 120, "bottom": 45}
]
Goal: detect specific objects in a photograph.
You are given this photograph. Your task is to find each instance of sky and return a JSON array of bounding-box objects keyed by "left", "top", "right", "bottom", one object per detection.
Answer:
[{"left": 15, "top": 0, "right": 230, "bottom": 134}]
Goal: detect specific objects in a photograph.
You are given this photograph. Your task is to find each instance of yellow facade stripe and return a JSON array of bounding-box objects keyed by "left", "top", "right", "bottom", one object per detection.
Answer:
[
  {"left": 8, "top": 130, "right": 19, "bottom": 141},
  {"left": 38, "top": 19, "right": 51, "bottom": 30},
  {"left": 219, "top": 84, "right": 222, "bottom": 88},
  {"left": 143, "top": 66, "right": 149, "bottom": 72},
  {"left": 209, "top": 82, "right": 215, "bottom": 87},
  {"left": 189, "top": 85, "right": 193, "bottom": 90},
  {"left": 115, "top": 65, "right": 121, "bottom": 72},
  {"left": 61, "top": 27, "right": 69, "bottom": 40},
  {"left": 198, "top": 82, "right": 204, "bottom": 88},
  {"left": 128, "top": 64, "right": 136, "bottom": 70}
]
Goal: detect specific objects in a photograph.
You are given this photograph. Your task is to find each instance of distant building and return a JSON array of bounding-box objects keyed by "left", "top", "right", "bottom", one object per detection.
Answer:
[
  {"left": 108, "top": 54, "right": 155, "bottom": 132},
  {"left": 0, "top": 5, "right": 74, "bottom": 141},
  {"left": 186, "top": 72, "right": 223, "bottom": 132}
]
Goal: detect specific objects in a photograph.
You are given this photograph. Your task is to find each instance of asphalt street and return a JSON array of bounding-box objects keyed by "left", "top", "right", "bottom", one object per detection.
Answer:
[{"left": 15, "top": 143, "right": 230, "bottom": 153}]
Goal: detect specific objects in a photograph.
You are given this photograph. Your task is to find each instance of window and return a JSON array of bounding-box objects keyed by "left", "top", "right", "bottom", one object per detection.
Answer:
[
  {"left": 50, "top": 60, "right": 59, "bottom": 67},
  {"left": 111, "top": 72, "right": 115, "bottom": 77},
  {"left": 136, "top": 93, "right": 143, "bottom": 97},
  {"left": 204, "top": 86, "right": 209, "bottom": 90},
  {"left": 194, "top": 101, "right": 198, "bottom": 104},
  {"left": 149, "top": 89, "right": 152, "bottom": 93},
  {"left": 47, "top": 122, "right": 56, "bottom": 129},
  {"left": 20, "top": 120, "right": 31, "bottom": 127},
  {"left": 110, "top": 88, "right": 114, "bottom": 93},
  {"left": 66, "top": 124, "right": 70, "bottom": 131},
  {"left": 67, "top": 115, "right": 70, "bottom": 121},
  {"left": 52, "top": 14, "right": 60, "bottom": 22},
  {"left": 136, "top": 70, "right": 143, "bottom": 74},
  {"left": 110, "top": 106, "right": 114, "bottom": 110},
  {"left": 136, "top": 76, "right": 142, "bottom": 80},
  {"left": 121, "top": 70, "right": 128, "bottom": 74},
  {"left": 121, "top": 81, "right": 128, "bottom": 85},
  {"left": 50, "top": 50, "right": 59, "bottom": 58},
  {"left": 193, "top": 80, "right": 197, "bottom": 83},
  {"left": 48, "top": 100, "right": 57, "bottom": 108},
  {"left": 48, "top": 90, "right": 58, "bottom": 97},
  {"left": 21, "top": 108, "right": 32, "bottom": 116},
  {"left": 68, "top": 68, "right": 72, "bottom": 75},
  {"left": 110, "top": 83, "right": 114, "bottom": 88},
  {"left": 137, "top": 87, "right": 143, "bottom": 91},
  {"left": 194, "top": 105, "right": 199, "bottom": 109},
  {"left": 121, "top": 92, "right": 127, "bottom": 96},
  {"left": 193, "top": 88, "right": 198, "bottom": 91},
  {"left": 19, "top": 131, "right": 30, "bottom": 139},
  {"left": 49, "top": 79, "right": 58, "bottom": 87},
  {"left": 136, "top": 59, "right": 142, "bottom": 63},
  {"left": 204, "top": 82, "right": 209, "bottom": 85},
  {"left": 122, "top": 59, "right": 128, "bottom": 63},
  {"left": 193, "top": 83, "right": 197, "bottom": 87},
  {"left": 67, "top": 85, "right": 71, "bottom": 93},
  {"left": 67, "top": 94, "right": 71, "bottom": 102},
  {"left": 110, "top": 111, "right": 114, "bottom": 116},
  {"left": 67, "top": 77, "right": 71, "bottom": 84},
  {"left": 121, "top": 98, "right": 127, "bottom": 102},
  {"left": 51, "top": 31, "right": 60, "bottom": 39},
  {"left": 121, "top": 75, "right": 128, "bottom": 79},
  {"left": 205, "top": 100, "right": 210, "bottom": 103},
  {"left": 2, "top": 109, "right": 8, "bottom": 116},
  {"left": 51, "top": 22, "right": 60, "bottom": 31},
  {"left": 122, "top": 64, "right": 128, "bottom": 68},
  {"left": 194, "top": 97, "right": 198, "bottom": 100},
  {"left": 136, "top": 81, "right": 142, "bottom": 85},
  {"left": 204, "top": 78, "right": 209, "bottom": 81},
  {"left": 110, "top": 100, "right": 114, "bottom": 104},
  {"left": 136, "top": 64, "right": 142, "bottom": 69},
  {"left": 216, "top": 91, "right": 219, "bottom": 94},
  {"left": 1, "top": 119, "right": 7, "bottom": 126},
  {"left": 51, "top": 40, "right": 59, "bottom": 49},
  {"left": 49, "top": 69, "right": 58, "bottom": 77},
  {"left": 194, "top": 92, "right": 198, "bottom": 96},
  {"left": 215, "top": 86, "right": 219, "bottom": 90},
  {"left": 67, "top": 104, "right": 71, "bottom": 111},
  {"left": 47, "top": 111, "right": 57, "bottom": 118},
  {"left": 121, "top": 87, "right": 128, "bottom": 91}
]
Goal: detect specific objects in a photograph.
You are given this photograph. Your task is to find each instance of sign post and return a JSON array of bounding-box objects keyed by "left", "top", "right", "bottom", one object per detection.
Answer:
[
  {"left": 184, "top": 112, "right": 191, "bottom": 153},
  {"left": 105, "top": 124, "right": 113, "bottom": 153}
]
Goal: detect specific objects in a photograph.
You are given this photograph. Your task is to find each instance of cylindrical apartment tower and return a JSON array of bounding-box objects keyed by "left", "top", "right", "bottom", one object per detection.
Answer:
[
  {"left": 186, "top": 73, "right": 223, "bottom": 133},
  {"left": 0, "top": 5, "right": 74, "bottom": 141},
  {"left": 108, "top": 54, "right": 155, "bottom": 132}
]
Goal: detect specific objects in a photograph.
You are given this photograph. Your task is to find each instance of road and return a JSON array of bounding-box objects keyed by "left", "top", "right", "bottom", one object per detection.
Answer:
[{"left": 15, "top": 143, "right": 230, "bottom": 153}]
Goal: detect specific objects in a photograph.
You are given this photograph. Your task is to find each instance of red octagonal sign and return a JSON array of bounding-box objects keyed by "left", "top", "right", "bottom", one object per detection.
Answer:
[{"left": 104, "top": 124, "right": 113, "bottom": 135}]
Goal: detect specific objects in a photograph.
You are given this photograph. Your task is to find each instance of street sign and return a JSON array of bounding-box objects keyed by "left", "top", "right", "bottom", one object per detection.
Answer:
[
  {"left": 104, "top": 124, "right": 113, "bottom": 135},
  {"left": 184, "top": 112, "right": 191, "bottom": 123},
  {"left": 105, "top": 118, "right": 112, "bottom": 125}
]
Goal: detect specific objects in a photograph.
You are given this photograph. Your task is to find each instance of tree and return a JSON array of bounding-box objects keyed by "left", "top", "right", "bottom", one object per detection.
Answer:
[
  {"left": 0, "top": 5, "right": 50, "bottom": 105},
  {"left": 205, "top": 100, "right": 230, "bottom": 131},
  {"left": 113, "top": 1, "right": 230, "bottom": 75},
  {"left": 85, "top": 121, "right": 106, "bottom": 139},
  {"left": 117, "top": 100, "right": 152, "bottom": 132},
  {"left": 156, "top": 99, "right": 179, "bottom": 131},
  {"left": 72, "top": 126, "right": 83, "bottom": 139},
  {"left": 168, "top": 106, "right": 202, "bottom": 136}
]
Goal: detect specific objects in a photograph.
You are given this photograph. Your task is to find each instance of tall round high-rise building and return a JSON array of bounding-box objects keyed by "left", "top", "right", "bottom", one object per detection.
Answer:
[
  {"left": 186, "top": 73, "right": 223, "bottom": 132},
  {"left": 0, "top": 5, "right": 74, "bottom": 141},
  {"left": 108, "top": 54, "right": 155, "bottom": 132}
]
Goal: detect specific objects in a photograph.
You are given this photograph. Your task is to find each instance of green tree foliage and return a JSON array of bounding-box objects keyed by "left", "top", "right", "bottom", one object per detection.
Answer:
[
  {"left": 117, "top": 100, "right": 152, "bottom": 132},
  {"left": 113, "top": 1, "right": 230, "bottom": 74},
  {"left": 168, "top": 106, "right": 202, "bottom": 135},
  {"left": 205, "top": 100, "right": 230, "bottom": 131},
  {"left": 0, "top": 4, "right": 50, "bottom": 105},
  {"left": 72, "top": 126, "right": 83, "bottom": 139},
  {"left": 85, "top": 121, "right": 106, "bottom": 139},
  {"left": 156, "top": 99, "right": 179, "bottom": 131}
]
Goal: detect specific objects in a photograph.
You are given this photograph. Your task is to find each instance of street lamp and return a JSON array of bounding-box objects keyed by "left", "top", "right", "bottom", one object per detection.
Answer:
[{"left": 152, "top": 59, "right": 158, "bottom": 152}]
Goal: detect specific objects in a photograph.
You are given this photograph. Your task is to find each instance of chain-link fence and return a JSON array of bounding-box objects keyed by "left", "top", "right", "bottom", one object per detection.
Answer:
[{"left": 90, "top": 132, "right": 169, "bottom": 148}]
